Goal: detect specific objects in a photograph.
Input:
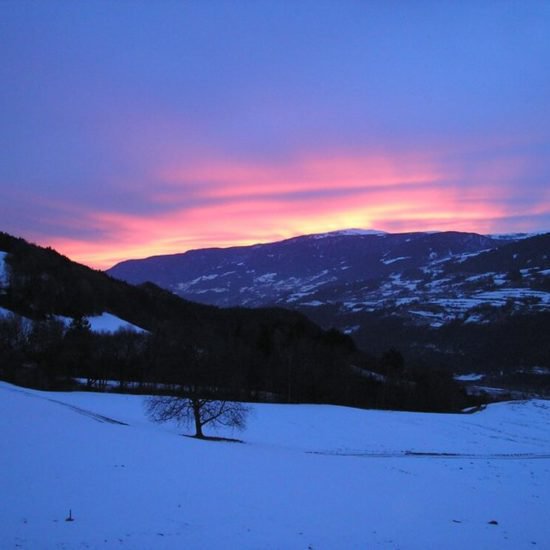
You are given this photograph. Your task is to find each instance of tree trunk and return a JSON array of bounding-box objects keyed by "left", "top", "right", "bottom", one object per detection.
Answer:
[{"left": 192, "top": 398, "right": 204, "bottom": 438}]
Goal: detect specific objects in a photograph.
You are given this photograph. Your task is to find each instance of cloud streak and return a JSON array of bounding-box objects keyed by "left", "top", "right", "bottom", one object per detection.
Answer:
[{"left": 34, "top": 145, "right": 546, "bottom": 269}]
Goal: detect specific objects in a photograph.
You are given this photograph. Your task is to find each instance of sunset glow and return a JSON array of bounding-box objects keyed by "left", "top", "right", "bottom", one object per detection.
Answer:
[
  {"left": 50, "top": 159, "right": 523, "bottom": 269},
  {"left": 1, "top": 2, "right": 549, "bottom": 268}
]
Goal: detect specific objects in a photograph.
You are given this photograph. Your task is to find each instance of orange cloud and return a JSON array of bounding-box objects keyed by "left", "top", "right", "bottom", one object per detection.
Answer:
[
  {"left": 41, "top": 150, "right": 547, "bottom": 269},
  {"left": 160, "top": 153, "right": 443, "bottom": 200}
]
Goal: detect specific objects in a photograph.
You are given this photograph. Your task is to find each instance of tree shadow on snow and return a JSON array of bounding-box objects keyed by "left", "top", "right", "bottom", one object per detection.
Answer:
[{"left": 182, "top": 434, "right": 244, "bottom": 443}]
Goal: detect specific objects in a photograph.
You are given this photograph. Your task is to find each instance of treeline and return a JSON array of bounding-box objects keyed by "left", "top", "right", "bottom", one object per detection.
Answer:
[
  {"left": 0, "top": 312, "right": 471, "bottom": 412},
  {"left": 0, "top": 231, "right": 473, "bottom": 412},
  {"left": 0, "top": 231, "right": 214, "bottom": 329},
  {"left": 300, "top": 305, "right": 550, "bottom": 376}
]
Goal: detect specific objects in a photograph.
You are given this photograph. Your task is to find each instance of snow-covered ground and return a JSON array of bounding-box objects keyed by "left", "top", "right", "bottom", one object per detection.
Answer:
[
  {"left": 0, "top": 304, "right": 144, "bottom": 335},
  {"left": 56, "top": 312, "right": 146, "bottom": 333},
  {"left": 0, "top": 307, "right": 146, "bottom": 332},
  {"left": 1, "top": 382, "right": 549, "bottom": 549},
  {"left": 85, "top": 313, "right": 146, "bottom": 333}
]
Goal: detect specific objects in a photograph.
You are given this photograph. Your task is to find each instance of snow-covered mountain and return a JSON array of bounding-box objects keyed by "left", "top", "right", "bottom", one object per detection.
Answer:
[{"left": 107, "top": 230, "right": 550, "bottom": 328}]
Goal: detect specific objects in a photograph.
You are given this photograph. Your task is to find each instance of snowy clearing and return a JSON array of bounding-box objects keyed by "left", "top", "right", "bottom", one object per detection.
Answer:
[
  {"left": 55, "top": 312, "right": 146, "bottom": 334},
  {"left": 1, "top": 382, "right": 549, "bottom": 549},
  {"left": 86, "top": 313, "right": 147, "bottom": 333}
]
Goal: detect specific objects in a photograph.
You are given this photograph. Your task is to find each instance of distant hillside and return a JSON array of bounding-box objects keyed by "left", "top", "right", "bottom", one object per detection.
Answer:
[
  {"left": 107, "top": 230, "right": 507, "bottom": 310},
  {"left": 107, "top": 230, "right": 550, "bottom": 324},
  {"left": 0, "top": 231, "right": 471, "bottom": 411},
  {"left": 107, "top": 230, "right": 550, "bottom": 380}
]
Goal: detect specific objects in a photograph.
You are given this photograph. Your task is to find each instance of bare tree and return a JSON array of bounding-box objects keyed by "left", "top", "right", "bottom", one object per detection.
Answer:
[{"left": 145, "top": 390, "right": 249, "bottom": 439}]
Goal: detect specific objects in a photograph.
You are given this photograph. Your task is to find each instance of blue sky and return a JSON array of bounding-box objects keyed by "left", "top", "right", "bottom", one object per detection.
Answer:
[{"left": 1, "top": 1, "right": 549, "bottom": 267}]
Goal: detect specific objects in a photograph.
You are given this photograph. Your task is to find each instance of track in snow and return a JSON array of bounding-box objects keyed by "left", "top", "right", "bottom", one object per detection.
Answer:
[
  {"left": 308, "top": 450, "right": 550, "bottom": 460},
  {"left": 1, "top": 384, "right": 128, "bottom": 426}
]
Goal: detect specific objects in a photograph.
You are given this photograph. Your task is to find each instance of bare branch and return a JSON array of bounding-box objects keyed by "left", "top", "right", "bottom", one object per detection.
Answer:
[{"left": 145, "top": 393, "right": 249, "bottom": 438}]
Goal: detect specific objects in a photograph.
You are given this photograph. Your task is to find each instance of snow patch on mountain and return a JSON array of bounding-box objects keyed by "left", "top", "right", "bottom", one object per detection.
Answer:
[
  {"left": 312, "top": 228, "right": 387, "bottom": 239},
  {"left": 301, "top": 300, "right": 325, "bottom": 307},
  {"left": 193, "top": 287, "right": 228, "bottom": 294},
  {"left": 57, "top": 313, "right": 146, "bottom": 333},
  {"left": 0, "top": 305, "right": 14, "bottom": 317},
  {"left": 254, "top": 272, "right": 277, "bottom": 283},
  {"left": 381, "top": 256, "right": 410, "bottom": 265},
  {"left": 474, "top": 289, "right": 550, "bottom": 305},
  {"left": 0, "top": 251, "right": 8, "bottom": 288},
  {"left": 488, "top": 232, "right": 548, "bottom": 240},
  {"left": 455, "top": 373, "right": 485, "bottom": 381},
  {"left": 455, "top": 249, "right": 492, "bottom": 263}
]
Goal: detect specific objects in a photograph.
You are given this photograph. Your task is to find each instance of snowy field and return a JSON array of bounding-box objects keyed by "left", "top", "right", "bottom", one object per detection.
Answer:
[{"left": 1, "top": 382, "right": 549, "bottom": 549}]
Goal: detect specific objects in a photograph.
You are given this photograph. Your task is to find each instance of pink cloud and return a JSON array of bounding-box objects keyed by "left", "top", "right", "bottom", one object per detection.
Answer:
[
  {"left": 159, "top": 152, "right": 443, "bottom": 200},
  {"left": 38, "top": 148, "right": 548, "bottom": 269}
]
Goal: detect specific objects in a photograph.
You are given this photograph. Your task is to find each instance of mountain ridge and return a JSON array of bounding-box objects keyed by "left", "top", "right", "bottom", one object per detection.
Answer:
[
  {"left": 106, "top": 229, "right": 550, "bottom": 377},
  {"left": 107, "top": 230, "right": 550, "bottom": 324}
]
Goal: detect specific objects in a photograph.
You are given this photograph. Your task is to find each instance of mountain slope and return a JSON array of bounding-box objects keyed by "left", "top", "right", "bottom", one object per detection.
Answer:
[
  {"left": 107, "top": 230, "right": 550, "bottom": 325},
  {"left": 107, "top": 230, "right": 550, "bottom": 377},
  {"left": 106, "top": 231, "right": 498, "bottom": 306}
]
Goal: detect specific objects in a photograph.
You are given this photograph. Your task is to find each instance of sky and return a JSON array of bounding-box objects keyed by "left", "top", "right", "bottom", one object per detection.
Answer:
[{"left": 1, "top": 1, "right": 549, "bottom": 269}]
